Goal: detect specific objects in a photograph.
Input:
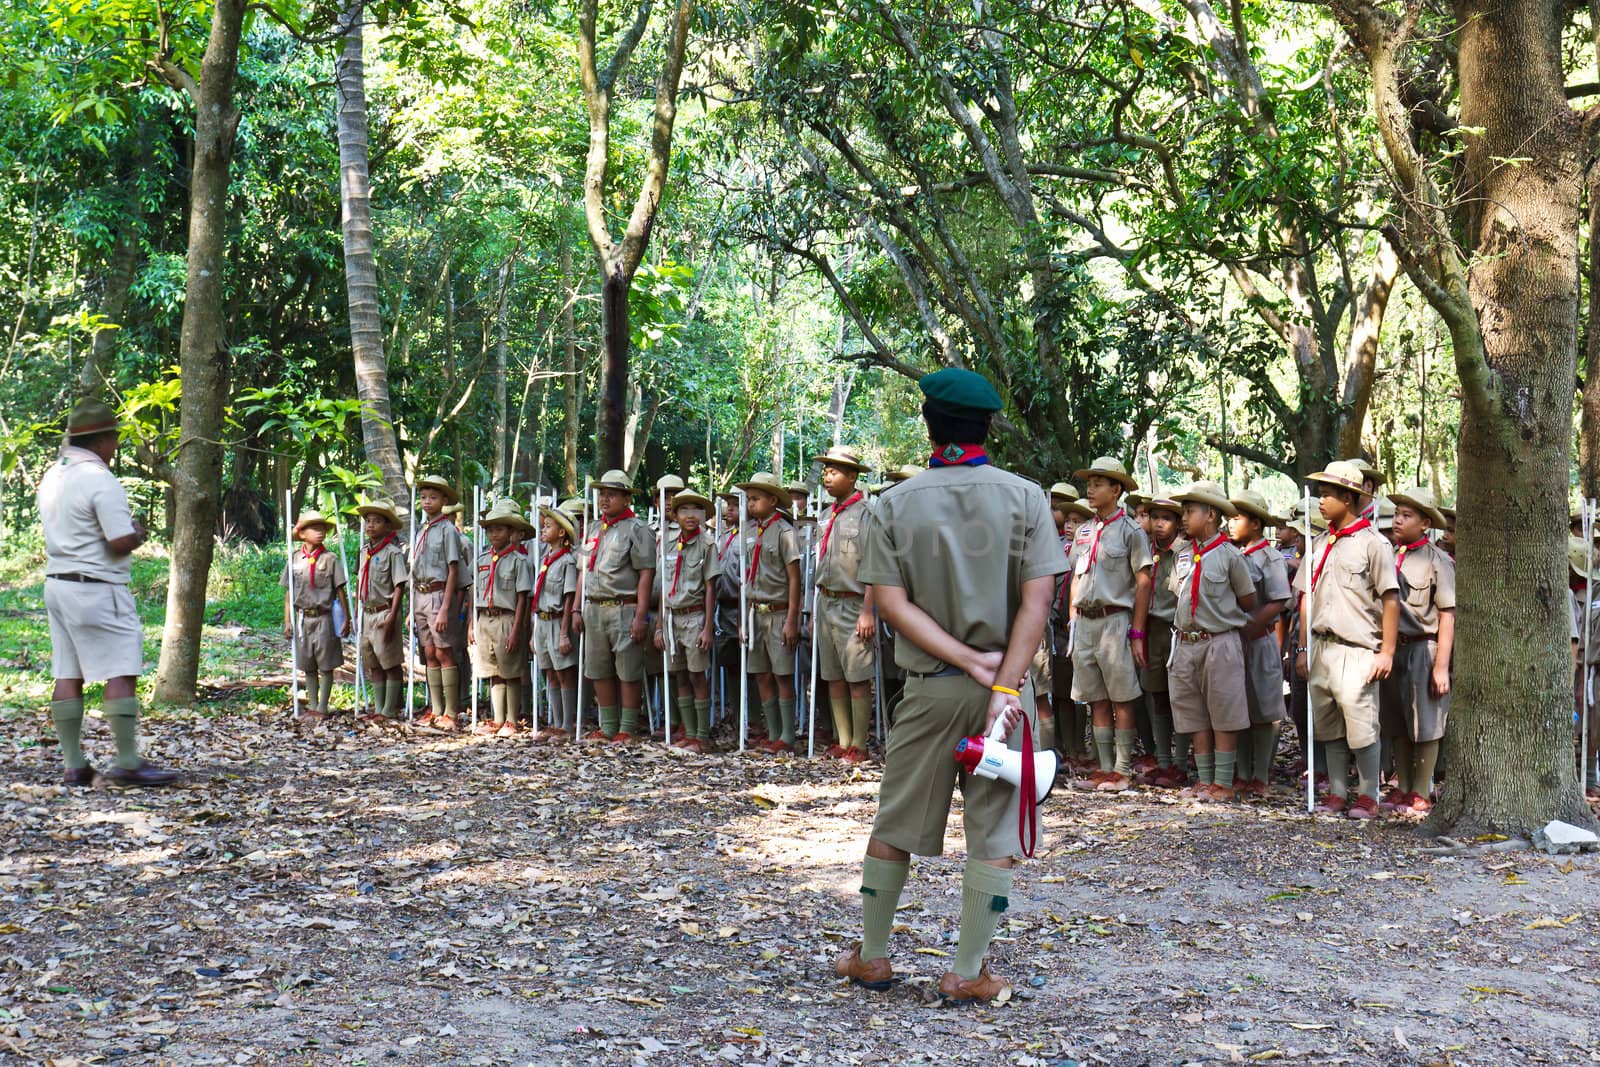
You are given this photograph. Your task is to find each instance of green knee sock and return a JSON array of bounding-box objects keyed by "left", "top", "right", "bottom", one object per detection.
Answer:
[
  {"left": 102, "top": 696, "right": 142, "bottom": 771},
  {"left": 1173, "top": 731, "right": 1193, "bottom": 775},
  {"left": 851, "top": 697, "right": 873, "bottom": 749},
  {"left": 1353, "top": 742, "right": 1381, "bottom": 802},
  {"left": 620, "top": 706, "right": 640, "bottom": 736},
  {"left": 426, "top": 667, "right": 444, "bottom": 714},
  {"left": 830, "top": 697, "right": 852, "bottom": 750},
  {"left": 1234, "top": 734, "right": 1254, "bottom": 782},
  {"left": 762, "top": 699, "right": 781, "bottom": 740},
  {"left": 51, "top": 698, "right": 87, "bottom": 770},
  {"left": 1194, "top": 750, "right": 1215, "bottom": 787},
  {"left": 317, "top": 671, "right": 335, "bottom": 713},
  {"left": 1092, "top": 726, "right": 1114, "bottom": 772},
  {"left": 1392, "top": 736, "right": 1414, "bottom": 794},
  {"left": 1414, "top": 740, "right": 1440, "bottom": 796},
  {"left": 1324, "top": 738, "right": 1351, "bottom": 798},
  {"left": 440, "top": 667, "right": 461, "bottom": 715},
  {"left": 859, "top": 856, "right": 911, "bottom": 963},
  {"left": 779, "top": 698, "right": 796, "bottom": 745},
  {"left": 1113, "top": 728, "right": 1137, "bottom": 776},
  {"left": 1134, "top": 701, "right": 1156, "bottom": 757},
  {"left": 599, "top": 705, "right": 620, "bottom": 737},
  {"left": 1213, "top": 749, "right": 1237, "bottom": 788},
  {"left": 489, "top": 683, "right": 507, "bottom": 724},
  {"left": 1251, "top": 724, "right": 1277, "bottom": 784},
  {"left": 373, "top": 679, "right": 389, "bottom": 717},
  {"left": 954, "top": 861, "right": 1014, "bottom": 981},
  {"left": 561, "top": 687, "right": 579, "bottom": 731},
  {"left": 505, "top": 682, "right": 522, "bottom": 724},
  {"left": 694, "top": 699, "right": 712, "bottom": 740},
  {"left": 1150, "top": 708, "right": 1174, "bottom": 768}
]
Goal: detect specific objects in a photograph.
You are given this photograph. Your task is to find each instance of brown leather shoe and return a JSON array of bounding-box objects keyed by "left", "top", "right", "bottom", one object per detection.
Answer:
[
  {"left": 434, "top": 715, "right": 458, "bottom": 732},
  {"left": 938, "top": 963, "right": 1010, "bottom": 1005},
  {"left": 834, "top": 942, "right": 894, "bottom": 991},
  {"left": 63, "top": 765, "right": 96, "bottom": 787},
  {"left": 297, "top": 709, "right": 327, "bottom": 723},
  {"left": 104, "top": 762, "right": 180, "bottom": 788}
]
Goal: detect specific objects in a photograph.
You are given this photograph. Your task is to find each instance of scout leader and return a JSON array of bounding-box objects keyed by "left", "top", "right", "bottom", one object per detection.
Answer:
[
  {"left": 1068, "top": 456, "right": 1154, "bottom": 792},
  {"left": 834, "top": 368, "right": 1067, "bottom": 1006},
  {"left": 469, "top": 500, "right": 535, "bottom": 736},
  {"left": 1293, "top": 460, "right": 1400, "bottom": 820},
  {"left": 811, "top": 446, "right": 878, "bottom": 764},
  {"left": 1167, "top": 482, "right": 1257, "bottom": 801},
  {"left": 573, "top": 469, "right": 656, "bottom": 743},
  {"left": 1379, "top": 487, "right": 1455, "bottom": 815},
  {"left": 1139, "top": 492, "right": 1186, "bottom": 786},
  {"left": 281, "top": 511, "right": 352, "bottom": 722},
  {"left": 737, "top": 472, "right": 804, "bottom": 754},
  {"left": 530, "top": 504, "right": 580, "bottom": 740},
  {"left": 1228, "top": 490, "right": 1292, "bottom": 797},
  {"left": 411, "top": 475, "right": 465, "bottom": 730},
  {"left": 655, "top": 490, "right": 720, "bottom": 752},
  {"left": 354, "top": 498, "right": 409, "bottom": 722}
]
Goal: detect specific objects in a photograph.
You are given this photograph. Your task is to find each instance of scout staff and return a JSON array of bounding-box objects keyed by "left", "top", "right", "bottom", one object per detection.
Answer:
[
  {"left": 573, "top": 469, "right": 656, "bottom": 742},
  {"left": 1293, "top": 460, "right": 1400, "bottom": 820},
  {"left": 737, "top": 472, "right": 803, "bottom": 754},
  {"left": 355, "top": 498, "right": 409, "bottom": 722},
  {"left": 281, "top": 511, "right": 352, "bottom": 721},
  {"left": 655, "top": 490, "right": 720, "bottom": 751},
  {"left": 1168, "top": 482, "right": 1257, "bottom": 801},
  {"left": 1140, "top": 492, "right": 1186, "bottom": 785},
  {"left": 834, "top": 368, "right": 1067, "bottom": 1006},
  {"left": 468, "top": 500, "right": 535, "bottom": 736},
  {"left": 1068, "top": 456, "right": 1154, "bottom": 791},
  {"left": 1229, "top": 490, "right": 1292, "bottom": 796},
  {"left": 38, "top": 399, "right": 177, "bottom": 787},
  {"left": 531, "top": 505, "right": 581, "bottom": 740},
  {"left": 1379, "top": 487, "right": 1455, "bottom": 815},
  {"left": 811, "top": 446, "right": 877, "bottom": 763},
  {"left": 412, "top": 475, "right": 465, "bottom": 730}
]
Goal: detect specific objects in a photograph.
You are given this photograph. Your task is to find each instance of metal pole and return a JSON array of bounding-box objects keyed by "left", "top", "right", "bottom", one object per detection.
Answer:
[
  {"left": 1585, "top": 499, "right": 1594, "bottom": 794},
  {"left": 470, "top": 485, "right": 481, "bottom": 731},
  {"left": 405, "top": 488, "right": 417, "bottom": 722},
  {"left": 575, "top": 476, "right": 592, "bottom": 740},
  {"left": 1304, "top": 487, "right": 1315, "bottom": 814},
  {"left": 336, "top": 523, "right": 356, "bottom": 714},
  {"left": 873, "top": 624, "right": 884, "bottom": 744},
  {"left": 285, "top": 488, "right": 300, "bottom": 718},
  {"left": 532, "top": 490, "right": 546, "bottom": 736},
  {"left": 737, "top": 487, "right": 750, "bottom": 753},
  {"left": 660, "top": 487, "right": 674, "bottom": 745},
  {"left": 710, "top": 500, "right": 721, "bottom": 731}
]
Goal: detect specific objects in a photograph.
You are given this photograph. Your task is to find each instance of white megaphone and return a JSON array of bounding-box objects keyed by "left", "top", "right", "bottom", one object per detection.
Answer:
[{"left": 953, "top": 714, "right": 1058, "bottom": 804}]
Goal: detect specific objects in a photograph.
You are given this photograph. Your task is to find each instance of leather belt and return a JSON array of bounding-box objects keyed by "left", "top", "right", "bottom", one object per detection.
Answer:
[
  {"left": 537, "top": 610, "right": 564, "bottom": 620},
  {"left": 752, "top": 601, "right": 789, "bottom": 613},
  {"left": 363, "top": 602, "right": 389, "bottom": 612},
  {"left": 1313, "top": 630, "right": 1371, "bottom": 650},
  {"left": 909, "top": 665, "right": 965, "bottom": 679},
  {"left": 49, "top": 573, "right": 110, "bottom": 584},
  {"left": 1076, "top": 605, "right": 1129, "bottom": 619},
  {"left": 479, "top": 606, "right": 514, "bottom": 617},
  {"left": 589, "top": 597, "right": 637, "bottom": 607},
  {"left": 1397, "top": 633, "right": 1434, "bottom": 645},
  {"left": 417, "top": 582, "right": 447, "bottom": 593},
  {"left": 299, "top": 606, "right": 330, "bottom": 618},
  {"left": 819, "top": 588, "right": 862, "bottom": 599},
  {"left": 1175, "top": 629, "right": 1215, "bottom": 643}
]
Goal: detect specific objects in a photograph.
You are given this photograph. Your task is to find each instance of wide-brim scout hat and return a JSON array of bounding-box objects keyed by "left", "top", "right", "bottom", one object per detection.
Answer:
[
  {"left": 1570, "top": 536, "right": 1595, "bottom": 579},
  {"left": 415, "top": 475, "right": 459, "bottom": 505},
  {"left": 294, "top": 510, "right": 337, "bottom": 537},
  {"left": 1124, "top": 491, "right": 1150, "bottom": 509},
  {"left": 537, "top": 505, "right": 577, "bottom": 541},
  {"left": 1230, "top": 489, "right": 1285, "bottom": 526},
  {"left": 812, "top": 445, "right": 871, "bottom": 473},
  {"left": 887, "top": 464, "right": 922, "bottom": 483},
  {"left": 594, "top": 469, "right": 637, "bottom": 494},
  {"left": 1305, "top": 460, "right": 1373, "bottom": 500},
  {"left": 1173, "top": 480, "right": 1237, "bottom": 517},
  {"left": 1073, "top": 456, "right": 1139, "bottom": 493},
  {"left": 480, "top": 500, "right": 532, "bottom": 533},
  {"left": 66, "top": 399, "right": 120, "bottom": 437},
  {"left": 558, "top": 496, "right": 587, "bottom": 519},
  {"left": 1439, "top": 502, "right": 1456, "bottom": 522},
  {"left": 1374, "top": 496, "right": 1396, "bottom": 530},
  {"left": 655, "top": 473, "right": 686, "bottom": 494},
  {"left": 1344, "top": 457, "right": 1386, "bottom": 489},
  {"left": 919, "top": 367, "right": 1004, "bottom": 415},
  {"left": 671, "top": 490, "right": 714, "bottom": 515},
  {"left": 1146, "top": 491, "right": 1183, "bottom": 519},
  {"left": 356, "top": 497, "right": 402, "bottom": 527},
  {"left": 1048, "top": 481, "right": 1080, "bottom": 503},
  {"left": 785, "top": 481, "right": 811, "bottom": 500},
  {"left": 735, "top": 471, "right": 792, "bottom": 509},
  {"left": 1287, "top": 501, "right": 1328, "bottom": 533},
  {"left": 1389, "top": 486, "right": 1446, "bottom": 530},
  {"left": 1062, "top": 499, "right": 1094, "bottom": 519}
]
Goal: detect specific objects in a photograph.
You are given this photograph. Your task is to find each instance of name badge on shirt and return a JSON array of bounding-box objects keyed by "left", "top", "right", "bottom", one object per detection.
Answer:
[{"left": 1073, "top": 553, "right": 1090, "bottom": 578}]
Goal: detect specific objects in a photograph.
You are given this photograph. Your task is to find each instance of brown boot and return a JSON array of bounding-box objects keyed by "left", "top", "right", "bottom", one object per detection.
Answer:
[
  {"left": 937, "top": 964, "right": 1009, "bottom": 1005},
  {"left": 833, "top": 942, "right": 894, "bottom": 991}
]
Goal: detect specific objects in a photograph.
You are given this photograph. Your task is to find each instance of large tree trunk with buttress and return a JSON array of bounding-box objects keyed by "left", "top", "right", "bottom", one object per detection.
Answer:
[{"left": 598, "top": 268, "right": 629, "bottom": 471}]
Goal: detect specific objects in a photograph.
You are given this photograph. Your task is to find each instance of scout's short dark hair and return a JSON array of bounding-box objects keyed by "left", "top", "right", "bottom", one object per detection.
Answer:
[
  {"left": 921, "top": 401, "right": 992, "bottom": 446},
  {"left": 1324, "top": 486, "right": 1361, "bottom": 510}
]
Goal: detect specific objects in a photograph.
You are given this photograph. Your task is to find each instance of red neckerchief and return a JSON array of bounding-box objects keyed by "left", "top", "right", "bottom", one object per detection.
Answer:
[
  {"left": 412, "top": 514, "right": 450, "bottom": 564},
  {"left": 818, "top": 491, "right": 862, "bottom": 560},
  {"left": 1057, "top": 530, "right": 1078, "bottom": 609},
  {"left": 484, "top": 542, "right": 520, "bottom": 607},
  {"left": 1087, "top": 508, "right": 1124, "bottom": 567},
  {"left": 1574, "top": 576, "right": 1589, "bottom": 594},
  {"left": 928, "top": 443, "right": 990, "bottom": 467},
  {"left": 360, "top": 533, "right": 396, "bottom": 600},
  {"left": 1242, "top": 539, "right": 1270, "bottom": 557},
  {"left": 1396, "top": 537, "right": 1428, "bottom": 573},
  {"left": 669, "top": 534, "right": 697, "bottom": 598},
  {"left": 747, "top": 516, "right": 777, "bottom": 583},
  {"left": 718, "top": 527, "right": 738, "bottom": 560},
  {"left": 301, "top": 544, "right": 326, "bottom": 588},
  {"left": 1309, "top": 519, "right": 1371, "bottom": 592},
  {"left": 534, "top": 546, "right": 570, "bottom": 603},
  {"left": 586, "top": 508, "right": 636, "bottom": 572},
  {"left": 1189, "top": 533, "right": 1228, "bottom": 614}
]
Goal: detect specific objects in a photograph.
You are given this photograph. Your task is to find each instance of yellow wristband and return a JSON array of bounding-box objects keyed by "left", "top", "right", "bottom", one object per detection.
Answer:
[{"left": 991, "top": 685, "right": 1021, "bottom": 697}]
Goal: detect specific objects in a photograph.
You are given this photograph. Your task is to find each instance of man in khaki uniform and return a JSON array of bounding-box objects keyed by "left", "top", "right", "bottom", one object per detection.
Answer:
[
  {"left": 280, "top": 511, "right": 351, "bottom": 721},
  {"left": 531, "top": 505, "right": 580, "bottom": 738},
  {"left": 355, "top": 498, "right": 409, "bottom": 722},
  {"left": 1068, "top": 457, "right": 1154, "bottom": 790},
  {"left": 575, "top": 469, "right": 656, "bottom": 742},
  {"left": 835, "top": 368, "right": 1066, "bottom": 1006},
  {"left": 811, "top": 446, "right": 877, "bottom": 762},
  {"left": 737, "top": 472, "right": 803, "bottom": 752},
  {"left": 411, "top": 475, "right": 464, "bottom": 729},
  {"left": 655, "top": 490, "right": 720, "bottom": 750},
  {"left": 1293, "top": 460, "right": 1400, "bottom": 819},
  {"left": 469, "top": 500, "right": 535, "bottom": 736},
  {"left": 38, "top": 400, "right": 177, "bottom": 787}
]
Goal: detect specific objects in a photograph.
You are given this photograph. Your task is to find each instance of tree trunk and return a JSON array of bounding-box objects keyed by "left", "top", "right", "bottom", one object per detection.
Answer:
[
  {"left": 492, "top": 251, "right": 514, "bottom": 493},
  {"left": 335, "top": 0, "right": 408, "bottom": 504},
  {"left": 598, "top": 268, "right": 628, "bottom": 470},
  {"left": 79, "top": 219, "right": 140, "bottom": 399},
  {"left": 562, "top": 241, "right": 579, "bottom": 495},
  {"left": 151, "top": 0, "right": 247, "bottom": 706},
  {"left": 1579, "top": 186, "right": 1600, "bottom": 499}
]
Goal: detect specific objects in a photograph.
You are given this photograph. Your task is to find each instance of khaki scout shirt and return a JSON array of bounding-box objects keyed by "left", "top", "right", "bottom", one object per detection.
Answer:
[
  {"left": 859, "top": 464, "right": 1069, "bottom": 676},
  {"left": 1394, "top": 540, "right": 1455, "bottom": 639},
  {"left": 582, "top": 513, "right": 655, "bottom": 599},
  {"left": 714, "top": 525, "right": 743, "bottom": 606},
  {"left": 662, "top": 530, "right": 720, "bottom": 612},
  {"left": 1070, "top": 510, "right": 1154, "bottom": 611},
  {"left": 1241, "top": 540, "right": 1293, "bottom": 614},
  {"left": 1148, "top": 536, "right": 1188, "bottom": 622},
  {"left": 39, "top": 446, "right": 138, "bottom": 583},
  {"left": 280, "top": 547, "right": 347, "bottom": 609},
  {"left": 1293, "top": 525, "right": 1399, "bottom": 651},
  {"left": 474, "top": 545, "right": 535, "bottom": 609},
  {"left": 814, "top": 494, "right": 871, "bottom": 595},
  {"left": 1171, "top": 536, "right": 1253, "bottom": 632},
  {"left": 742, "top": 516, "right": 801, "bottom": 603},
  {"left": 411, "top": 515, "right": 462, "bottom": 587},
  {"left": 454, "top": 527, "right": 474, "bottom": 589},
  {"left": 357, "top": 537, "right": 408, "bottom": 608},
  {"left": 534, "top": 548, "right": 578, "bottom": 615}
]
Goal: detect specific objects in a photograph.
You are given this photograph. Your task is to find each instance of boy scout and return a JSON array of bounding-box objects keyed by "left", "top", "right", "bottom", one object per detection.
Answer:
[
  {"left": 39, "top": 399, "right": 177, "bottom": 787},
  {"left": 1068, "top": 456, "right": 1154, "bottom": 791},
  {"left": 1169, "top": 482, "right": 1257, "bottom": 801},
  {"left": 1572, "top": 536, "right": 1600, "bottom": 789},
  {"left": 835, "top": 368, "right": 1067, "bottom": 1006},
  {"left": 1293, "top": 460, "right": 1400, "bottom": 820},
  {"left": 281, "top": 511, "right": 352, "bottom": 721},
  {"left": 655, "top": 490, "right": 720, "bottom": 751},
  {"left": 469, "top": 500, "right": 535, "bottom": 736},
  {"left": 1438, "top": 504, "right": 1456, "bottom": 558},
  {"left": 574, "top": 469, "right": 656, "bottom": 742},
  {"left": 1229, "top": 490, "right": 1292, "bottom": 796},
  {"left": 442, "top": 502, "right": 474, "bottom": 711},
  {"left": 1379, "top": 487, "right": 1455, "bottom": 814},
  {"left": 1047, "top": 485, "right": 1083, "bottom": 760},
  {"left": 714, "top": 490, "right": 745, "bottom": 713},
  {"left": 1140, "top": 492, "right": 1186, "bottom": 785},
  {"left": 811, "top": 446, "right": 877, "bottom": 763},
  {"left": 355, "top": 498, "right": 408, "bottom": 722},
  {"left": 411, "top": 475, "right": 464, "bottom": 730},
  {"left": 531, "top": 505, "right": 581, "bottom": 739},
  {"left": 737, "top": 472, "right": 804, "bottom": 754}
]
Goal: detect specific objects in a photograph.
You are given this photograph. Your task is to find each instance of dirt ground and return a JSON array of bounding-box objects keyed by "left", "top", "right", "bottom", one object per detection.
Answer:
[{"left": 4, "top": 709, "right": 1600, "bottom": 1067}]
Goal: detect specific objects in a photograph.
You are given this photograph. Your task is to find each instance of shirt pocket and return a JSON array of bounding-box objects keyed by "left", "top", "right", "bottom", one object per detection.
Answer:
[
  {"left": 1404, "top": 579, "right": 1434, "bottom": 611},
  {"left": 1340, "top": 562, "right": 1371, "bottom": 593}
]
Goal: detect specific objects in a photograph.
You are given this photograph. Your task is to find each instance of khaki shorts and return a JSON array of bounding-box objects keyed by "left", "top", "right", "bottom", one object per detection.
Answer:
[
  {"left": 533, "top": 615, "right": 577, "bottom": 671},
  {"left": 45, "top": 578, "right": 143, "bottom": 681},
  {"left": 746, "top": 607, "right": 796, "bottom": 676},
  {"left": 357, "top": 604, "right": 404, "bottom": 671},
  {"left": 1309, "top": 638, "right": 1380, "bottom": 749},
  {"left": 582, "top": 602, "right": 646, "bottom": 681},
  {"left": 473, "top": 610, "right": 528, "bottom": 680},
  {"left": 1380, "top": 639, "right": 1448, "bottom": 743},
  {"left": 817, "top": 592, "right": 875, "bottom": 683},
  {"left": 663, "top": 608, "right": 711, "bottom": 673},
  {"left": 1169, "top": 631, "right": 1249, "bottom": 733},
  {"left": 292, "top": 611, "right": 344, "bottom": 673},
  {"left": 412, "top": 587, "right": 463, "bottom": 650},
  {"left": 1139, "top": 615, "right": 1174, "bottom": 693},
  {"left": 1244, "top": 633, "right": 1286, "bottom": 724},
  {"left": 872, "top": 674, "right": 1042, "bottom": 862},
  {"left": 1070, "top": 610, "right": 1142, "bottom": 704}
]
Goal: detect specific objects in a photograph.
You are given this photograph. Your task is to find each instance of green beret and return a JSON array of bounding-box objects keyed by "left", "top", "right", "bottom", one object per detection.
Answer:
[{"left": 918, "top": 368, "right": 1003, "bottom": 414}]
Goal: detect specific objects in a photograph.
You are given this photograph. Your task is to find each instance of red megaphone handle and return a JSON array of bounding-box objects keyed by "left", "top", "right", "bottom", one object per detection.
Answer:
[{"left": 1019, "top": 714, "right": 1036, "bottom": 859}]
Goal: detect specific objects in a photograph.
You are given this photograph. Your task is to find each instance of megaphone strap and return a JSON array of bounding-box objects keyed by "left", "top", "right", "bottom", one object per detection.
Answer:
[{"left": 1019, "top": 716, "right": 1038, "bottom": 859}]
